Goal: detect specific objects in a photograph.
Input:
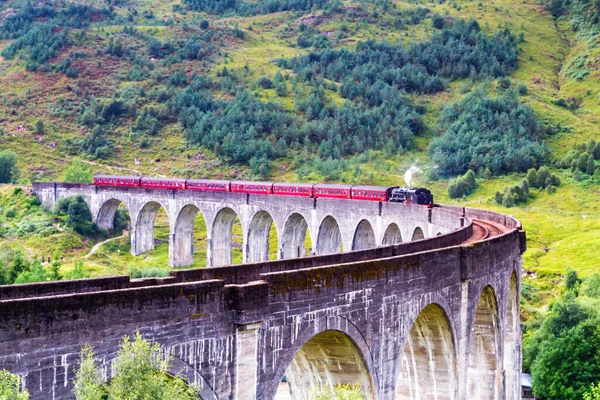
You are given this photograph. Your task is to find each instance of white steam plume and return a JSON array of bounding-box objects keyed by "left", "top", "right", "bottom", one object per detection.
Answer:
[{"left": 404, "top": 165, "right": 422, "bottom": 186}]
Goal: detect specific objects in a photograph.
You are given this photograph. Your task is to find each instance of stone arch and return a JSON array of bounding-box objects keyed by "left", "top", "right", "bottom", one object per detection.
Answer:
[
  {"left": 96, "top": 198, "right": 130, "bottom": 231},
  {"left": 273, "top": 321, "right": 375, "bottom": 400},
  {"left": 504, "top": 272, "right": 520, "bottom": 400},
  {"left": 411, "top": 227, "right": 425, "bottom": 241},
  {"left": 247, "top": 210, "right": 277, "bottom": 263},
  {"left": 211, "top": 207, "right": 241, "bottom": 266},
  {"left": 382, "top": 223, "right": 402, "bottom": 245},
  {"left": 132, "top": 201, "right": 170, "bottom": 256},
  {"left": 396, "top": 303, "right": 457, "bottom": 399},
  {"left": 171, "top": 204, "right": 208, "bottom": 268},
  {"left": 352, "top": 219, "right": 376, "bottom": 251},
  {"left": 467, "top": 285, "right": 500, "bottom": 399},
  {"left": 168, "top": 354, "right": 218, "bottom": 400},
  {"left": 316, "top": 216, "right": 342, "bottom": 255},
  {"left": 281, "top": 213, "right": 312, "bottom": 259}
]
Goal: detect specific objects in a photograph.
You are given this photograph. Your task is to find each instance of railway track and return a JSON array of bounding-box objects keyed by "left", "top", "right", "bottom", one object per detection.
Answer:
[{"left": 466, "top": 218, "right": 506, "bottom": 243}]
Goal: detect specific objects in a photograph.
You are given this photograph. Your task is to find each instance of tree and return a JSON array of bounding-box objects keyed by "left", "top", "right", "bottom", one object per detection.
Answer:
[
  {"left": 532, "top": 321, "right": 600, "bottom": 400},
  {"left": 64, "top": 159, "right": 93, "bottom": 183},
  {"left": 48, "top": 259, "right": 62, "bottom": 281},
  {"left": 585, "top": 383, "right": 600, "bottom": 400},
  {"left": 583, "top": 273, "right": 600, "bottom": 298},
  {"left": 73, "top": 332, "right": 198, "bottom": 400},
  {"left": 0, "top": 369, "right": 29, "bottom": 400},
  {"left": 448, "top": 169, "right": 477, "bottom": 198},
  {"left": 14, "top": 260, "right": 47, "bottom": 284},
  {"left": 55, "top": 196, "right": 97, "bottom": 235},
  {"left": 73, "top": 346, "right": 105, "bottom": 400},
  {"left": 35, "top": 119, "right": 45, "bottom": 135},
  {"left": 7, "top": 251, "right": 28, "bottom": 284},
  {"left": 0, "top": 150, "right": 19, "bottom": 183},
  {"left": 565, "top": 267, "right": 581, "bottom": 293},
  {"left": 65, "top": 259, "right": 88, "bottom": 280}
]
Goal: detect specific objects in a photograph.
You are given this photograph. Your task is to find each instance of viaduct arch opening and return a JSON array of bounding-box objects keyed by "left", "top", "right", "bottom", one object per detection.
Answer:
[
  {"left": 211, "top": 207, "right": 243, "bottom": 266},
  {"left": 274, "top": 330, "right": 373, "bottom": 400},
  {"left": 467, "top": 285, "right": 500, "bottom": 399},
  {"left": 382, "top": 223, "right": 402, "bottom": 245},
  {"left": 172, "top": 205, "right": 208, "bottom": 268},
  {"left": 396, "top": 304, "right": 457, "bottom": 400},
  {"left": 352, "top": 219, "right": 376, "bottom": 251},
  {"left": 504, "top": 273, "right": 520, "bottom": 400},
  {"left": 246, "top": 210, "right": 278, "bottom": 263},
  {"left": 316, "top": 216, "right": 342, "bottom": 255},
  {"left": 411, "top": 227, "right": 425, "bottom": 241},
  {"left": 96, "top": 199, "right": 131, "bottom": 241},
  {"left": 281, "top": 213, "right": 312, "bottom": 259},
  {"left": 132, "top": 201, "right": 170, "bottom": 256}
]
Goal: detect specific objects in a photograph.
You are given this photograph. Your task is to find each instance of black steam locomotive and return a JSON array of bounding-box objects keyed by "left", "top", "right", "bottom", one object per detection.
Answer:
[{"left": 389, "top": 187, "right": 434, "bottom": 206}]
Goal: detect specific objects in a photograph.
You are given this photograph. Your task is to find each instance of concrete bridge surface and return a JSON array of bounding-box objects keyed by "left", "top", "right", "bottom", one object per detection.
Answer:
[{"left": 0, "top": 183, "right": 526, "bottom": 399}]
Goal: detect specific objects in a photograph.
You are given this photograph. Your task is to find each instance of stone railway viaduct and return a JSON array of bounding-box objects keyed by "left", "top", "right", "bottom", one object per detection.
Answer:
[{"left": 0, "top": 182, "right": 526, "bottom": 400}]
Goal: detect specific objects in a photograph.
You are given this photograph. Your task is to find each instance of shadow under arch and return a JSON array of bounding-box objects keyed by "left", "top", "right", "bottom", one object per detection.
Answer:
[
  {"left": 270, "top": 316, "right": 377, "bottom": 400},
  {"left": 247, "top": 210, "right": 278, "bottom": 263},
  {"left": 504, "top": 271, "right": 520, "bottom": 400},
  {"left": 382, "top": 222, "right": 402, "bottom": 245},
  {"left": 352, "top": 219, "right": 376, "bottom": 251},
  {"left": 316, "top": 215, "right": 342, "bottom": 255},
  {"left": 172, "top": 204, "right": 208, "bottom": 268},
  {"left": 467, "top": 285, "right": 500, "bottom": 399},
  {"left": 132, "top": 200, "right": 170, "bottom": 256},
  {"left": 211, "top": 207, "right": 241, "bottom": 266},
  {"left": 395, "top": 303, "right": 458, "bottom": 399},
  {"left": 281, "top": 212, "right": 312, "bottom": 259},
  {"left": 411, "top": 226, "right": 425, "bottom": 241},
  {"left": 96, "top": 198, "right": 131, "bottom": 231}
]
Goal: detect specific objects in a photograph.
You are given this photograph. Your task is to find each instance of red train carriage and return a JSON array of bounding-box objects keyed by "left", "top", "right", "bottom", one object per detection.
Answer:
[
  {"left": 231, "top": 181, "right": 274, "bottom": 195},
  {"left": 186, "top": 179, "right": 231, "bottom": 192},
  {"left": 351, "top": 186, "right": 397, "bottom": 202},
  {"left": 141, "top": 177, "right": 187, "bottom": 190},
  {"left": 272, "top": 183, "right": 314, "bottom": 197},
  {"left": 313, "top": 184, "right": 352, "bottom": 199},
  {"left": 94, "top": 175, "right": 142, "bottom": 187}
]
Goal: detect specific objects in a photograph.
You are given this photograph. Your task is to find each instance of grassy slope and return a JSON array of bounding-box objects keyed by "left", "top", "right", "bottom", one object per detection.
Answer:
[{"left": 0, "top": 0, "right": 597, "bottom": 305}]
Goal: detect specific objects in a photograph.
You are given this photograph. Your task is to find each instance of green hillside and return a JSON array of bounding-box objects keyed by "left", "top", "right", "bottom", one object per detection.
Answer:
[{"left": 0, "top": 0, "right": 598, "bottom": 299}]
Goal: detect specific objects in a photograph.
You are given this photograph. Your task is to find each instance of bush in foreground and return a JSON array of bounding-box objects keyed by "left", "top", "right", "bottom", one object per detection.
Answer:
[
  {"left": 0, "top": 369, "right": 29, "bottom": 399},
  {"left": 73, "top": 331, "right": 198, "bottom": 399}
]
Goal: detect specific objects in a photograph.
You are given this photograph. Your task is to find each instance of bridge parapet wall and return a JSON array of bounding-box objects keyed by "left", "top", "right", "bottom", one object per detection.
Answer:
[{"left": 173, "top": 213, "right": 472, "bottom": 285}]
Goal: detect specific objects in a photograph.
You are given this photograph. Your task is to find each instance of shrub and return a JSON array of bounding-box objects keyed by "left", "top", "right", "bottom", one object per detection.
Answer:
[
  {"left": 128, "top": 266, "right": 170, "bottom": 279},
  {"left": 526, "top": 166, "right": 561, "bottom": 189},
  {"left": 64, "top": 159, "right": 93, "bottom": 183},
  {"left": 54, "top": 196, "right": 98, "bottom": 236},
  {"left": 495, "top": 179, "right": 530, "bottom": 207},
  {"left": 73, "top": 332, "right": 198, "bottom": 399},
  {"left": 0, "top": 150, "right": 19, "bottom": 184},
  {"left": 0, "top": 369, "right": 29, "bottom": 399},
  {"left": 448, "top": 169, "right": 477, "bottom": 198}
]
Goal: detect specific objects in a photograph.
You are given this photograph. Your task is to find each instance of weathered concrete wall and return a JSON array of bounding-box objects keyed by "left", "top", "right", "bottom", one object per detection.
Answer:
[
  {"left": 0, "top": 203, "right": 523, "bottom": 400},
  {"left": 31, "top": 183, "right": 462, "bottom": 268}
]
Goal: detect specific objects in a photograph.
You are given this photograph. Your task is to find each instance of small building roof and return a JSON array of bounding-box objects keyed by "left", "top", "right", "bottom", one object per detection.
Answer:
[{"left": 522, "top": 373, "right": 533, "bottom": 388}]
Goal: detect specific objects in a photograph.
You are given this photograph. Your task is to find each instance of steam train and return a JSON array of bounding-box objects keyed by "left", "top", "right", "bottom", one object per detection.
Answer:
[{"left": 93, "top": 175, "right": 434, "bottom": 206}]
